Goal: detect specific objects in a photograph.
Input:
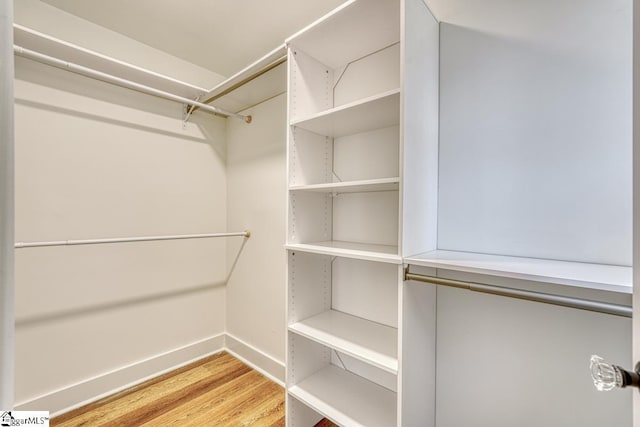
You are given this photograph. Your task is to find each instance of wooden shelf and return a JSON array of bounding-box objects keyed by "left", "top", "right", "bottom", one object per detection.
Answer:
[
  {"left": 289, "top": 310, "right": 398, "bottom": 374},
  {"left": 405, "top": 250, "right": 632, "bottom": 294},
  {"left": 290, "top": 89, "right": 400, "bottom": 137},
  {"left": 290, "top": 178, "right": 400, "bottom": 194},
  {"left": 286, "top": 241, "right": 401, "bottom": 264},
  {"left": 286, "top": 0, "right": 400, "bottom": 70},
  {"left": 288, "top": 365, "right": 397, "bottom": 427}
]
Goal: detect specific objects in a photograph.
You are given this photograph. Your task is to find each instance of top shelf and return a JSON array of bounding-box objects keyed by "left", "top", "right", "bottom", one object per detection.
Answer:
[
  {"left": 197, "top": 44, "right": 287, "bottom": 114},
  {"left": 15, "top": 24, "right": 288, "bottom": 117},
  {"left": 286, "top": 0, "right": 400, "bottom": 69},
  {"left": 291, "top": 89, "right": 400, "bottom": 137},
  {"left": 14, "top": 24, "right": 207, "bottom": 101},
  {"left": 405, "top": 250, "right": 632, "bottom": 295}
]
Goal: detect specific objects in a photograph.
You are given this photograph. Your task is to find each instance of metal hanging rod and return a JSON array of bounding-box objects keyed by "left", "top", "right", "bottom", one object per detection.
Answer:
[
  {"left": 13, "top": 45, "right": 252, "bottom": 124},
  {"left": 15, "top": 231, "right": 251, "bottom": 249},
  {"left": 198, "top": 43, "right": 287, "bottom": 105},
  {"left": 404, "top": 271, "right": 632, "bottom": 318}
]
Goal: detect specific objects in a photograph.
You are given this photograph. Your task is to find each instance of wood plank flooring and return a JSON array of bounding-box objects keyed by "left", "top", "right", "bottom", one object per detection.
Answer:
[
  {"left": 52, "top": 352, "right": 338, "bottom": 427},
  {"left": 52, "top": 352, "right": 284, "bottom": 426}
]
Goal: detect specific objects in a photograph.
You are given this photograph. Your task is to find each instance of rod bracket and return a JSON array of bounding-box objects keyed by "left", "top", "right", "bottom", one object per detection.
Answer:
[{"left": 182, "top": 95, "right": 203, "bottom": 128}]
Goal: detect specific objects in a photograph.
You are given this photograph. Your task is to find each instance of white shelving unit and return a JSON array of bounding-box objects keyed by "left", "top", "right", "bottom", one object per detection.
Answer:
[
  {"left": 285, "top": 0, "right": 402, "bottom": 425},
  {"left": 284, "top": 0, "right": 631, "bottom": 425},
  {"left": 285, "top": 0, "right": 439, "bottom": 425}
]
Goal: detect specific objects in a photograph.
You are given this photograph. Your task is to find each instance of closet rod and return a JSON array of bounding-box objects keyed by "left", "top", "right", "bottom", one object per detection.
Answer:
[
  {"left": 13, "top": 45, "right": 252, "bottom": 123},
  {"left": 404, "top": 272, "right": 632, "bottom": 318},
  {"left": 15, "top": 231, "right": 250, "bottom": 249},
  {"left": 198, "top": 43, "right": 287, "bottom": 105}
]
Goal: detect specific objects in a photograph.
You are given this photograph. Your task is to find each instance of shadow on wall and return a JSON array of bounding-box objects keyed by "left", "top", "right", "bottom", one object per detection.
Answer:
[
  {"left": 225, "top": 235, "right": 249, "bottom": 283},
  {"left": 225, "top": 98, "right": 286, "bottom": 163},
  {"left": 15, "top": 98, "right": 211, "bottom": 145},
  {"left": 15, "top": 237, "right": 249, "bottom": 328},
  {"left": 15, "top": 280, "right": 226, "bottom": 328}
]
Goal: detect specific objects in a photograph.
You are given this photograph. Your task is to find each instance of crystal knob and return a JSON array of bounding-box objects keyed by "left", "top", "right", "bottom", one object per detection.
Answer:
[{"left": 590, "top": 355, "right": 639, "bottom": 391}]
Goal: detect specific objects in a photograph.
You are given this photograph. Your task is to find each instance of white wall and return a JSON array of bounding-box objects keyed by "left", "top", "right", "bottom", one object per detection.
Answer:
[
  {"left": 225, "top": 94, "right": 287, "bottom": 379},
  {"left": 14, "top": 1, "right": 229, "bottom": 414},
  {"left": 0, "top": 0, "right": 15, "bottom": 410},
  {"left": 436, "top": 0, "right": 632, "bottom": 265},
  {"left": 435, "top": 285, "right": 631, "bottom": 427}
]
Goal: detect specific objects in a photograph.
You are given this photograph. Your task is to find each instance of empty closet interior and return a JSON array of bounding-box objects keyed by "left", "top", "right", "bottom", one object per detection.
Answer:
[{"left": 2, "top": 0, "right": 636, "bottom": 426}]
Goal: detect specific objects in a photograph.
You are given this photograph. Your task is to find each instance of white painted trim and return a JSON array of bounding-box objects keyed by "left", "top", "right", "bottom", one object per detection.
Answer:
[
  {"left": 632, "top": 0, "right": 640, "bottom": 423},
  {"left": 15, "top": 334, "right": 225, "bottom": 417},
  {"left": 0, "top": 0, "right": 15, "bottom": 410},
  {"left": 224, "top": 333, "right": 285, "bottom": 387}
]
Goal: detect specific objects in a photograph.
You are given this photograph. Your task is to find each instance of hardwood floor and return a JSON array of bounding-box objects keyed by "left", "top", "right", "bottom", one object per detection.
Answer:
[
  {"left": 52, "top": 352, "right": 285, "bottom": 426},
  {"left": 52, "top": 352, "right": 339, "bottom": 427}
]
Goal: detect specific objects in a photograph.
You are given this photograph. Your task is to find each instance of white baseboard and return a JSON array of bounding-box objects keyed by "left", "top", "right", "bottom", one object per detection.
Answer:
[
  {"left": 14, "top": 333, "right": 285, "bottom": 418},
  {"left": 224, "top": 333, "right": 285, "bottom": 386},
  {"left": 15, "top": 334, "right": 225, "bottom": 417}
]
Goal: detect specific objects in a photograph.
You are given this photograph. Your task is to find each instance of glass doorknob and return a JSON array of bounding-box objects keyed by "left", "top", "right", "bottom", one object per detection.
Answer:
[{"left": 590, "top": 355, "right": 640, "bottom": 391}]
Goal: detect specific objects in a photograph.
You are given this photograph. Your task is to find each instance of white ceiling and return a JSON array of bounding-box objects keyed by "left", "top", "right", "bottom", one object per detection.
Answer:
[
  {"left": 41, "top": 0, "right": 348, "bottom": 77},
  {"left": 38, "top": 0, "right": 628, "bottom": 78}
]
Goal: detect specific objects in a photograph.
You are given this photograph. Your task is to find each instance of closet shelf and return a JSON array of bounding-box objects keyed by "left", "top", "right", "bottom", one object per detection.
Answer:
[
  {"left": 14, "top": 24, "right": 285, "bottom": 119},
  {"left": 405, "top": 250, "right": 632, "bottom": 294},
  {"left": 286, "top": 0, "right": 400, "bottom": 70},
  {"left": 290, "top": 89, "right": 400, "bottom": 138},
  {"left": 289, "top": 310, "right": 398, "bottom": 374},
  {"left": 286, "top": 241, "right": 401, "bottom": 264},
  {"left": 288, "top": 364, "right": 397, "bottom": 427},
  {"left": 289, "top": 177, "right": 400, "bottom": 194},
  {"left": 14, "top": 24, "right": 207, "bottom": 100},
  {"left": 197, "top": 43, "right": 287, "bottom": 114}
]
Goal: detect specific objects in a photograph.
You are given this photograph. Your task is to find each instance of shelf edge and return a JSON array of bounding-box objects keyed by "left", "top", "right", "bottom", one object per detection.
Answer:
[
  {"left": 285, "top": 243, "right": 402, "bottom": 264},
  {"left": 289, "top": 88, "right": 400, "bottom": 127}
]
